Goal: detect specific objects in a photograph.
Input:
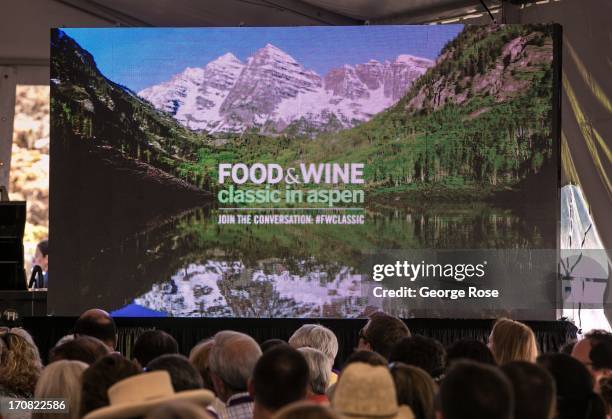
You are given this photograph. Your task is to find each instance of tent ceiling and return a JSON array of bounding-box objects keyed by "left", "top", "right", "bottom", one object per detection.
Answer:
[
  {"left": 2, "top": 0, "right": 501, "bottom": 67},
  {"left": 51, "top": 0, "right": 501, "bottom": 26},
  {"left": 60, "top": 0, "right": 358, "bottom": 26},
  {"left": 299, "top": 0, "right": 497, "bottom": 21}
]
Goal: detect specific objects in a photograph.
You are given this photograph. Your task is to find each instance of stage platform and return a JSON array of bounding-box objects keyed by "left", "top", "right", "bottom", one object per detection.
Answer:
[{"left": 19, "top": 316, "right": 578, "bottom": 366}]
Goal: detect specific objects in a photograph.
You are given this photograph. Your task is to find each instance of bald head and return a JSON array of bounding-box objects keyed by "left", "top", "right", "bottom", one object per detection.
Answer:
[
  {"left": 209, "top": 331, "right": 262, "bottom": 401},
  {"left": 75, "top": 309, "right": 117, "bottom": 350}
]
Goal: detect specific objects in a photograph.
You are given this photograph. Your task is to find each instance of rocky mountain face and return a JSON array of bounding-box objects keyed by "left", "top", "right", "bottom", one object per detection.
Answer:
[
  {"left": 138, "top": 44, "right": 433, "bottom": 135},
  {"left": 404, "top": 25, "right": 553, "bottom": 113}
]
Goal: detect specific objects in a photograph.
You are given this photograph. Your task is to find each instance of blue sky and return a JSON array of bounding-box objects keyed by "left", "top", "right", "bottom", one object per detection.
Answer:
[{"left": 63, "top": 25, "right": 463, "bottom": 92}]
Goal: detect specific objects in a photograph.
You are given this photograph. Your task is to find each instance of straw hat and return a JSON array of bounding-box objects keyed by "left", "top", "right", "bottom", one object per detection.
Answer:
[
  {"left": 332, "top": 363, "right": 414, "bottom": 419},
  {"left": 83, "top": 370, "right": 214, "bottom": 419}
]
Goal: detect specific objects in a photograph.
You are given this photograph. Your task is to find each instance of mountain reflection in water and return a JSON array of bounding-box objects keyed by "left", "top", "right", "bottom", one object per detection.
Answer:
[
  {"left": 117, "top": 201, "right": 552, "bottom": 317},
  {"left": 134, "top": 261, "right": 368, "bottom": 317}
]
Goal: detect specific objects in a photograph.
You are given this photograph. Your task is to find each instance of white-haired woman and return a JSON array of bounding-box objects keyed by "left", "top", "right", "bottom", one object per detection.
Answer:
[
  {"left": 298, "top": 347, "right": 332, "bottom": 405},
  {"left": 289, "top": 324, "right": 339, "bottom": 386}
]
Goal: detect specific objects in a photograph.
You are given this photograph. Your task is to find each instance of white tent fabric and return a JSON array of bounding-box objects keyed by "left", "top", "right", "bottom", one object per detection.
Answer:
[
  {"left": 561, "top": 184, "right": 610, "bottom": 332},
  {"left": 300, "top": 0, "right": 487, "bottom": 20}
]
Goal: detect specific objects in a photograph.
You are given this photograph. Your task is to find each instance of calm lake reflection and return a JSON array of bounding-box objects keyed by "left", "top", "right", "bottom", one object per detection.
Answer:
[{"left": 96, "top": 200, "right": 554, "bottom": 317}]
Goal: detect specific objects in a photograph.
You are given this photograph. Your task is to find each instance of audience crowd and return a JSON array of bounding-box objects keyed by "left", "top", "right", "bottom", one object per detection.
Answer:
[{"left": 1, "top": 310, "right": 612, "bottom": 419}]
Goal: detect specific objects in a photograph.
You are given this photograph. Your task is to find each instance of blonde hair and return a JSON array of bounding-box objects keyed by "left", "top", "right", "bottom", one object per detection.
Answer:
[
  {"left": 0, "top": 328, "right": 43, "bottom": 396},
  {"left": 489, "top": 318, "right": 538, "bottom": 364},
  {"left": 33, "top": 360, "right": 88, "bottom": 419}
]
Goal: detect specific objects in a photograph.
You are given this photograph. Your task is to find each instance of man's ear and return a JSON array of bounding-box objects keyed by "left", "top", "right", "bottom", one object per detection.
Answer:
[
  {"left": 248, "top": 378, "right": 255, "bottom": 398},
  {"left": 357, "top": 340, "right": 372, "bottom": 352},
  {"left": 211, "top": 372, "right": 225, "bottom": 397}
]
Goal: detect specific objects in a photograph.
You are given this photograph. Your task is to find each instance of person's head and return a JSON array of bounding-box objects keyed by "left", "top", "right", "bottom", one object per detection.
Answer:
[
  {"left": 261, "top": 339, "right": 286, "bottom": 353},
  {"left": 145, "top": 400, "right": 212, "bottom": 419},
  {"left": 537, "top": 353, "right": 606, "bottom": 419},
  {"left": 298, "top": 347, "right": 332, "bottom": 395},
  {"left": 437, "top": 361, "right": 513, "bottom": 419},
  {"left": 49, "top": 336, "right": 110, "bottom": 365},
  {"left": 589, "top": 339, "right": 612, "bottom": 389},
  {"left": 333, "top": 362, "right": 413, "bottom": 419},
  {"left": 250, "top": 345, "right": 309, "bottom": 416},
  {"left": 80, "top": 353, "right": 142, "bottom": 417},
  {"left": 446, "top": 339, "right": 496, "bottom": 366},
  {"left": 389, "top": 363, "right": 436, "bottom": 419},
  {"left": 358, "top": 312, "right": 411, "bottom": 359},
  {"left": 389, "top": 336, "right": 446, "bottom": 379},
  {"left": 189, "top": 338, "right": 215, "bottom": 391},
  {"left": 272, "top": 401, "right": 340, "bottom": 419},
  {"left": 344, "top": 350, "right": 388, "bottom": 368},
  {"left": 489, "top": 318, "right": 538, "bottom": 364},
  {"left": 328, "top": 351, "right": 388, "bottom": 404},
  {"left": 208, "top": 330, "right": 262, "bottom": 402},
  {"left": 33, "top": 360, "right": 88, "bottom": 419},
  {"left": 33, "top": 239, "right": 49, "bottom": 271},
  {"left": 501, "top": 361, "right": 555, "bottom": 419},
  {"left": 134, "top": 330, "right": 179, "bottom": 368},
  {"left": 147, "top": 354, "right": 203, "bottom": 392},
  {"left": 289, "top": 324, "right": 339, "bottom": 364},
  {"left": 572, "top": 330, "right": 612, "bottom": 389},
  {"left": 82, "top": 370, "right": 214, "bottom": 419},
  {"left": 74, "top": 309, "right": 118, "bottom": 350},
  {"left": 0, "top": 327, "right": 43, "bottom": 396}
]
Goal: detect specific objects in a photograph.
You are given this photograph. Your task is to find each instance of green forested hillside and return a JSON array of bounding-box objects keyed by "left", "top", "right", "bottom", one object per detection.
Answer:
[
  {"left": 283, "top": 24, "right": 555, "bottom": 192},
  {"left": 51, "top": 29, "right": 215, "bottom": 190}
]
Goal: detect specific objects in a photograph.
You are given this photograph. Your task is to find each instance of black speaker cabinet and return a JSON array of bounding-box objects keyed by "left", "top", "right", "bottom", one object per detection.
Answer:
[{"left": 0, "top": 201, "right": 27, "bottom": 290}]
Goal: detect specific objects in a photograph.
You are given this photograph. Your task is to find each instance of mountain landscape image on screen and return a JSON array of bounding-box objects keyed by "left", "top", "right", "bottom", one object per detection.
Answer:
[
  {"left": 138, "top": 45, "right": 433, "bottom": 134},
  {"left": 50, "top": 25, "right": 557, "bottom": 317}
]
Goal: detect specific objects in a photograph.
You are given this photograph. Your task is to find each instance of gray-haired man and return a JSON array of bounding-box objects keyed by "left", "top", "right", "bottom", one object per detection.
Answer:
[{"left": 209, "top": 331, "right": 262, "bottom": 419}]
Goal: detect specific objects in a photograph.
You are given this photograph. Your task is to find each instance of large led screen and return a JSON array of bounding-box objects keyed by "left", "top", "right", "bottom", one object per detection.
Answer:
[{"left": 49, "top": 25, "right": 560, "bottom": 317}]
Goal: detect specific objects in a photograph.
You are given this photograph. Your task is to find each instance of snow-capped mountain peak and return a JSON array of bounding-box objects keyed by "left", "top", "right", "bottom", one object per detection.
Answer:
[
  {"left": 394, "top": 54, "right": 433, "bottom": 66},
  {"left": 212, "top": 52, "right": 241, "bottom": 64},
  {"left": 177, "top": 66, "right": 205, "bottom": 81},
  {"left": 139, "top": 45, "right": 433, "bottom": 135},
  {"left": 255, "top": 43, "right": 297, "bottom": 63}
]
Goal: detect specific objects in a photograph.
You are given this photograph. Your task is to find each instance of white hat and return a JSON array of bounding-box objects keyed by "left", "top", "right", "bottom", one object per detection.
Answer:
[
  {"left": 332, "top": 363, "right": 414, "bottom": 419},
  {"left": 83, "top": 370, "right": 214, "bottom": 419}
]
